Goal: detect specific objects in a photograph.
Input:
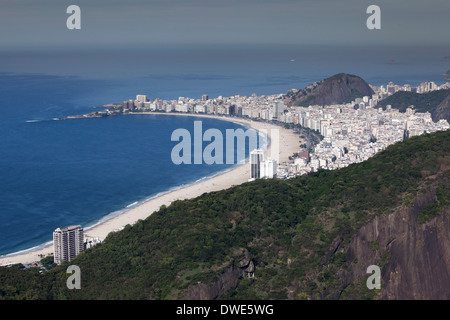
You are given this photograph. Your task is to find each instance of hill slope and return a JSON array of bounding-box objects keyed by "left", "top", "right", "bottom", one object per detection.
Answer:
[
  {"left": 1, "top": 130, "right": 449, "bottom": 300},
  {"left": 286, "top": 73, "right": 375, "bottom": 107},
  {"left": 435, "top": 93, "right": 450, "bottom": 122},
  {"left": 377, "top": 89, "right": 450, "bottom": 122}
]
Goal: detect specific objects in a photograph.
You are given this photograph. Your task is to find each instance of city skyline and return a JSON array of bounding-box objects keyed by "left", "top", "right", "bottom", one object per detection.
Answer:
[{"left": 80, "top": 78, "right": 450, "bottom": 180}]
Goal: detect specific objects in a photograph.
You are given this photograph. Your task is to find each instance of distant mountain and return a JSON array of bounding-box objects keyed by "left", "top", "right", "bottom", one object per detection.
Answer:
[
  {"left": 378, "top": 89, "right": 450, "bottom": 122},
  {"left": 1, "top": 130, "right": 449, "bottom": 300},
  {"left": 286, "top": 73, "right": 374, "bottom": 107},
  {"left": 444, "top": 70, "right": 450, "bottom": 81}
]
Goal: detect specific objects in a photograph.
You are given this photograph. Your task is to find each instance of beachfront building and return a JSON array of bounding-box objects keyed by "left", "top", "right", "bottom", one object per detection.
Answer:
[
  {"left": 250, "top": 149, "right": 265, "bottom": 180},
  {"left": 53, "top": 225, "right": 84, "bottom": 265},
  {"left": 250, "top": 149, "right": 278, "bottom": 180},
  {"left": 136, "top": 94, "right": 148, "bottom": 103},
  {"left": 84, "top": 236, "right": 101, "bottom": 249},
  {"left": 260, "top": 159, "right": 278, "bottom": 179}
]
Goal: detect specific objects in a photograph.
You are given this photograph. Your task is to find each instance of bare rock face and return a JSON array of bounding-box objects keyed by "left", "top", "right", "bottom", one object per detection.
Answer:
[
  {"left": 184, "top": 266, "right": 241, "bottom": 300},
  {"left": 184, "top": 248, "right": 255, "bottom": 300},
  {"left": 239, "top": 248, "right": 251, "bottom": 268},
  {"left": 321, "top": 236, "right": 343, "bottom": 265},
  {"left": 238, "top": 248, "right": 255, "bottom": 276},
  {"left": 340, "top": 181, "right": 450, "bottom": 299}
]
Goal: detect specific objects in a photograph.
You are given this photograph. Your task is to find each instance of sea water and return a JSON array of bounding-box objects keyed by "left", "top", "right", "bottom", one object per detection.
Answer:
[{"left": 0, "top": 73, "right": 256, "bottom": 256}]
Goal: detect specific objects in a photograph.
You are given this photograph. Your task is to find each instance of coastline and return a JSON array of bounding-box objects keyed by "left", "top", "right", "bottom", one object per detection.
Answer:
[{"left": 0, "top": 113, "right": 301, "bottom": 266}]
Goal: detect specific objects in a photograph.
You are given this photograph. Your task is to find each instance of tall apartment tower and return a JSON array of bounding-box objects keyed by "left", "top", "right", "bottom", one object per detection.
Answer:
[
  {"left": 250, "top": 149, "right": 265, "bottom": 179},
  {"left": 53, "top": 225, "right": 84, "bottom": 265},
  {"left": 136, "top": 95, "right": 148, "bottom": 103},
  {"left": 260, "top": 159, "right": 278, "bottom": 179},
  {"left": 272, "top": 102, "right": 284, "bottom": 120}
]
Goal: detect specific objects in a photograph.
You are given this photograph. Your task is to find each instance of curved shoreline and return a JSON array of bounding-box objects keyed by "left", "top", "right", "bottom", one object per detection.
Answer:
[
  {"left": 0, "top": 165, "right": 243, "bottom": 262},
  {"left": 0, "top": 114, "right": 301, "bottom": 266}
]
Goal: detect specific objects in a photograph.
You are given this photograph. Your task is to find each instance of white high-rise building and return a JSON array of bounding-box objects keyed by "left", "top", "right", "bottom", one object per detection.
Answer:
[
  {"left": 272, "top": 102, "right": 284, "bottom": 120},
  {"left": 260, "top": 159, "right": 277, "bottom": 179},
  {"left": 53, "top": 225, "right": 84, "bottom": 265},
  {"left": 136, "top": 95, "right": 147, "bottom": 103},
  {"left": 250, "top": 149, "right": 265, "bottom": 179}
]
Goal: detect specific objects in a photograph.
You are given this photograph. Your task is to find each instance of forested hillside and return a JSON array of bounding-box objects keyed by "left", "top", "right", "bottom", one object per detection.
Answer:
[
  {"left": 1, "top": 130, "right": 449, "bottom": 300},
  {"left": 378, "top": 89, "right": 450, "bottom": 122}
]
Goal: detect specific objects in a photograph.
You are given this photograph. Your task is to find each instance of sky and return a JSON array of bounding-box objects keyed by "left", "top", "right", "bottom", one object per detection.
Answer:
[{"left": 0, "top": 0, "right": 449, "bottom": 49}]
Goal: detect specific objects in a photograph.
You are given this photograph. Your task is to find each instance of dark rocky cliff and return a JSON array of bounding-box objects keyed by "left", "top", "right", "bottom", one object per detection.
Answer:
[
  {"left": 286, "top": 73, "right": 374, "bottom": 107},
  {"left": 183, "top": 164, "right": 450, "bottom": 300},
  {"left": 435, "top": 94, "right": 450, "bottom": 123},
  {"left": 377, "top": 89, "right": 450, "bottom": 122},
  {"left": 340, "top": 171, "right": 450, "bottom": 299},
  {"left": 184, "top": 266, "right": 241, "bottom": 300},
  {"left": 184, "top": 248, "right": 255, "bottom": 300}
]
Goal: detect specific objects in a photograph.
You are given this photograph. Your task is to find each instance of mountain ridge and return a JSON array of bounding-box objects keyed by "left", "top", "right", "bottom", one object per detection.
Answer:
[
  {"left": 285, "top": 73, "right": 375, "bottom": 107},
  {"left": 378, "top": 89, "right": 450, "bottom": 122}
]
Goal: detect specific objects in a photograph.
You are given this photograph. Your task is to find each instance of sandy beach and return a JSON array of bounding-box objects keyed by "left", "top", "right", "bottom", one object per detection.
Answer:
[{"left": 0, "top": 114, "right": 301, "bottom": 266}]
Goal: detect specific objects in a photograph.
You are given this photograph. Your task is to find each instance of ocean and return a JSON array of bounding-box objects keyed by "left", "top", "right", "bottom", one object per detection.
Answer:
[
  {"left": 0, "top": 44, "right": 449, "bottom": 256},
  {"left": 0, "top": 72, "right": 258, "bottom": 256}
]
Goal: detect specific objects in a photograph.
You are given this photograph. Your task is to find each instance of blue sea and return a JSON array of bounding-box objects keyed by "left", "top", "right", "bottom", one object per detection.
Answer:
[
  {"left": 0, "top": 44, "right": 449, "bottom": 256},
  {"left": 0, "top": 76, "right": 254, "bottom": 256}
]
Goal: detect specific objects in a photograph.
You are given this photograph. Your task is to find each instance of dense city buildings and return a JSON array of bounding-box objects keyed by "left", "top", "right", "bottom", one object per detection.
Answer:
[
  {"left": 249, "top": 149, "right": 278, "bottom": 180},
  {"left": 103, "top": 81, "right": 450, "bottom": 179}
]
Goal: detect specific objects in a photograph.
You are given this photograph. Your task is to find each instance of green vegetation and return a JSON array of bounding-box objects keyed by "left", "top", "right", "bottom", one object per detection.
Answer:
[
  {"left": 369, "top": 241, "right": 379, "bottom": 252},
  {"left": 40, "top": 255, "right": 56, "bottom": 270},
  {"left": 417, "top": 182, "right": 450, "bottom": 224},
  {"left": 1, "top": 130, "right": 449, "bottom": 300},
  {"left": 0, "top": 265, "right": 52, "bottom": 300},
  {"left": 378, "top": 89, "right": 450, "bottom": 122},
  {"left": 380, "top": 251, "right": 391, "bottom": 267}
]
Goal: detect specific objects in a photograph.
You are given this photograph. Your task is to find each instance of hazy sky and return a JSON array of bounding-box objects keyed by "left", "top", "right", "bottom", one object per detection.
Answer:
[{"left": 0, "top": 0, "right": 449, "bottom": 49}]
